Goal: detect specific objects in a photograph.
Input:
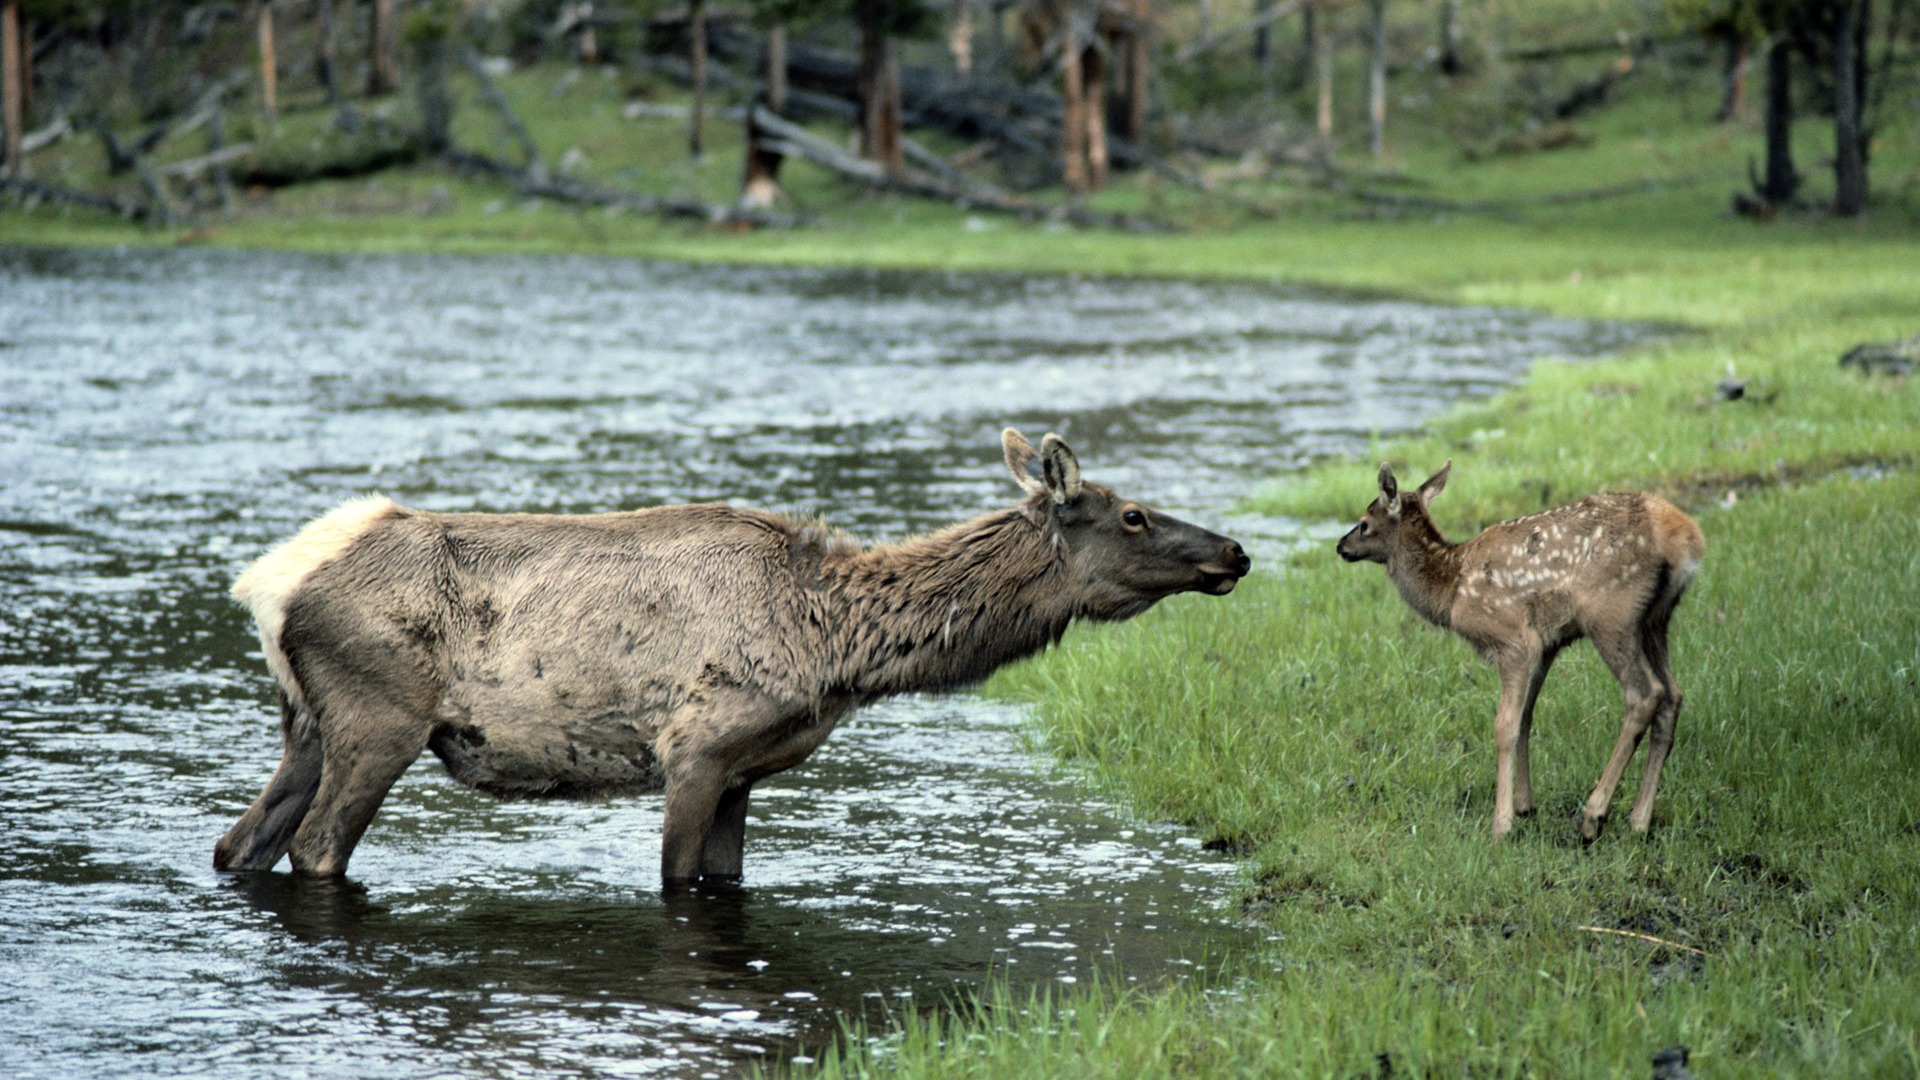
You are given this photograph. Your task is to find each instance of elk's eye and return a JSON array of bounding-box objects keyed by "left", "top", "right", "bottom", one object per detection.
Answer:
[
  {"left": 1122, "top": 509, "right": 1147, "bottom": 528},
  {"left": 1358, "top": 520, "right": 1372, "bottom": 535}
]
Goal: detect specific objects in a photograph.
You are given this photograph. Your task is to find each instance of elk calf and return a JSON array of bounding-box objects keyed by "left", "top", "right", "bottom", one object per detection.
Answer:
[
  {"left": 1338, "top": 462, "right": 1704, "bottom": 841},
  {"left": 215, "top": 429, "right": 1250, "bottom": 888}
]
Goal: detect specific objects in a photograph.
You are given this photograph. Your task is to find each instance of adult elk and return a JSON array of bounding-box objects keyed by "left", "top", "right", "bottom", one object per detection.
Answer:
[
  {"left": 215, "top": 429, "right": 1250, "bottom": 887},
  {"left": 1337, "top": 462, "right": 1704, "bottom": 841}
]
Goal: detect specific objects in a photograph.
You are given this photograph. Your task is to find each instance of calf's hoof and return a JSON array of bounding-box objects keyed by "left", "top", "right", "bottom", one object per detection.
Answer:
[{"left": 1578, "top": 812, "right": 1606, "bottom": 845}]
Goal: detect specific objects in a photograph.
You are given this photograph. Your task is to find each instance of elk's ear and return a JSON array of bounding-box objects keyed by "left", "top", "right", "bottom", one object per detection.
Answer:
[
  {"left": 1040, "top": 434, "right": 1082, "bottom": 504},
  {"left": 1377, "top": 462, "right": 1399, "bottom": 501},
  {"left": 1418, "top": 460, "right": 1452, "bottom": 507},
  {"left": 1003, "top": 428, "right": 1048, "bottom": 497}
]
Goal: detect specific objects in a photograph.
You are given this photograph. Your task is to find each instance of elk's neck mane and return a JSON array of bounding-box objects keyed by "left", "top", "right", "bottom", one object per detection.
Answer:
[
  {"left": 1387, "top": 511, "right": 1464, "bottom": 628},
  {"left": 814, "top": 499, "right": 1073, "bottom": 699}
]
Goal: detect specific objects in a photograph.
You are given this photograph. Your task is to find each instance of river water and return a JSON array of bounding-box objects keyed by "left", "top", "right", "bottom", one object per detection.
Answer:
[{"left": 0, "top": 246, "right": 1647, "bottom": 1078}]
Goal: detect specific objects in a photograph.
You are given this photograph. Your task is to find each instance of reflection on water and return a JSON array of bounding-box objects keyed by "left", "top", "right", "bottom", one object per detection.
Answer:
[{"left": 0, "top": 247, "right": 1651, "bottom": 1077}]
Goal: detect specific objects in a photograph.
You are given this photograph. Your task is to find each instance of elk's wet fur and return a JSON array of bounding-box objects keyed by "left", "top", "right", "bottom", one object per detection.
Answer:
[
  {"left": 1339, "top": 460, "right": 1704, "bottom": 841},
  {"left": 215, "top": 429, "right": 1250, "bottom": 887}
]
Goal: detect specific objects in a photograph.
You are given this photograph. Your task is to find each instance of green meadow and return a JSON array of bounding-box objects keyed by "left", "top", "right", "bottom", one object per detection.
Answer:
[{"left": 7, "top": 5, "right": 1920, "bottom": 1073}]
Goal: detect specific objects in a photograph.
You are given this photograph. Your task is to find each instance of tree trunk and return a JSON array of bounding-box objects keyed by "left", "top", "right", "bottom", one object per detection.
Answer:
[
  {"left": 415, "top": 27, "right": 453, "bottom": 156},
  {"left": 208, "top": 94, "right": 234, "bottom": 211},
  {"left": 766, "top": 23, "right": 788, "bottom": 112},
  {"left": 1300, "top": 1, "right": 1317, "bottom": 90},
  {"left": 258, "top": 2, "right": 278, "bottom": 125},
  {"left": 1061, "top": 38, "right": 1087, "bottom": 193},
  {"left": 1085, "top": 41, "right": 1108, "bottom": 189},
  {"left": 1124, "top": 6, "right": 1151, "bottom": 144},
  {"left": 689, "top": 0, "right": 707, "bottom": 160},
  {"left": 317, "top": 0, "right": 340, "bottom": 106},
  {"left": 369, "top": 0, "right": 398, "bottom": 96},
  {"left": 1367, "top": 0, "right": 1386, "bottom": 156},
  {"left": 856, "top": 3, "right": 904, "bottom": 172},
  {"left": 1760, "top": 36, "right": 1798, "bottom": 206},
  {"left": 1254, "top": 0, "right": 1273, "bottom": 93},
  {"left": 1315, "top": 2, "right": 1333, "bottom": 140},
  {"left": 951, "top": 0, "right": 973, "bottom": 75},
  {"left": 2, "top": 1, "right": 20, "bottom": 178},
  {"left": 741, "top": 24, "right": 787, "bottom": 207},
  {"left": 13, "top": 4, "right": 23, "bottom": 117},
  {"left": 1832, "top": 0, "right": 1865, "bottom": 215},
  {"left": 1717, "top": 36, "right": 1748, "bottom": 121},
  {"left": 1437, "top": 0, "right": 1461, "bottom": 75}
]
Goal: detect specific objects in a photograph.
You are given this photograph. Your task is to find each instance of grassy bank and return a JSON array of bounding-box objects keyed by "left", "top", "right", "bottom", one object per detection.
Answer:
[{"left": 805, "top": 185, "right": 1920, "bottom": 1079}]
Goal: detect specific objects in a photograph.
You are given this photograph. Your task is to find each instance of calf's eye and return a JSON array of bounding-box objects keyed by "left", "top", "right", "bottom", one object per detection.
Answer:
[{"left": 1122, "top": 509, "right": 1147, "bottom": 528}]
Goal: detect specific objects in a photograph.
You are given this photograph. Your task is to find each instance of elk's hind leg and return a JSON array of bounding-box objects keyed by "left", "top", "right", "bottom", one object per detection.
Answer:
[
  {"left": 1627, "top": 601, "right": 1684, "bottom": 833},
  {"left": 215, "top": 689, "right": 324, "bottom": 871},
  {"left": 1512, "top": 645, "right": 1560, "bottom": 819},
  {"left": 1490, "top": 648, "right": 1541, "bottom": 838},
  {"left": 1582, "top": 627, "right": 1667, "bottom": 843},
  {"left": 286, "top": 696, "right": 433, "bottom": 876}
]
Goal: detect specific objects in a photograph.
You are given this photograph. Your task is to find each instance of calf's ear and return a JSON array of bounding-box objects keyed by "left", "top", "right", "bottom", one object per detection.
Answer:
[
  {"left": 1418, "top": 460, "right": 1452, "bottom": 507},
  {"left": 1378, "top": 462, "right": 1399, "bottom": 505}
]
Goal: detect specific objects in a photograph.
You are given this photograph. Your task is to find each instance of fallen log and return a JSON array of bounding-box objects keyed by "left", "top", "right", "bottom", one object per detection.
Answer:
[
  {"left": 439, "top": 145, "right": 803, "bottom": 228},
  {"left": 749, "top": 105, "right": 1167, "bottom": 232},
  {"left": 155, "top": 142, "right": 255, "bottom": 178}
]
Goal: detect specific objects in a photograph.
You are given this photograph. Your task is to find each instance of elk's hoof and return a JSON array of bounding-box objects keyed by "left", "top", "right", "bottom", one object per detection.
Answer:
[{"left": 1578, "top": 813, "right": 1606, "bottom": 845}]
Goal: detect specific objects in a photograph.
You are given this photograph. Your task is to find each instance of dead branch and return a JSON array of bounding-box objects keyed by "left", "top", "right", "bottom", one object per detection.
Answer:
[
  {"left": 461, "top": 48, "right": 543, "bottom": 171},
  {"left": 1173, "top": 0, "right": 1333, "bottom": 65},
  {"left": 1, "top": 173, "right": 151, "bottom": 220},
  {"left": 21, "top": 115, "right": 70, "bottom": 155},
  {"left": 1576, "top": 925, "right": 1710, "bottom": 958}
]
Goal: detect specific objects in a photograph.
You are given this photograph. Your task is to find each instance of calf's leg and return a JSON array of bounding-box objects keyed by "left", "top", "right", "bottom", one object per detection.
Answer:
[{"left": 1582, "top": 629, "right": 1666, "bottom": 843}]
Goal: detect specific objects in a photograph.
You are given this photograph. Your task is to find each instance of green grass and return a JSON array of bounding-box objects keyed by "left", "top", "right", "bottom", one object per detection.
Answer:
[{"left": 8, "top": 12, "right": 1920, "bottom": 1077}]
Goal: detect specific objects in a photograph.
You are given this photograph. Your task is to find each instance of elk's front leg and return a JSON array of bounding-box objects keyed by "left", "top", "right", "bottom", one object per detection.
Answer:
[
  {"left": 699, "top": 781, "right": 753, "bottom": 881},
  {"left": 659, "top": 757, "right": 728, "bottom": 888}
]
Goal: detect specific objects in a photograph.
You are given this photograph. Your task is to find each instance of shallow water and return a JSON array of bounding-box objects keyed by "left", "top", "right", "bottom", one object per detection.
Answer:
[{"left": 0, "top": 246, "right": 1649, "bottom": 1077}]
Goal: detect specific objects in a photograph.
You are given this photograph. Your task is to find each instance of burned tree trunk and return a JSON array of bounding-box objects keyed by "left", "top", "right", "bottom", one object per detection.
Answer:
[
  {"left": 1759, "top": 37, "right": 1798, "bottom": 207},
  {"left": 1437, "top": 0, "right": 1462, "bottom": 75},
  {"left": 369, "top": 0, "right": 399, "bottom": 96},
  {"left": 856, "top": 2, "right": 904, "bottom": 172},
  {"left": 740, "top": 25, "right": 789, "bottom": 208},
  {"left": 2, "top": 0, "right": 20, "bottom": 178},
  {"left": 317, "top": 0, "right": 341, "bottom": 106},
  {"left": 1832, "top": 0, "right": 1865, "bottom": 216},
  {"left": 1117, "top": 0, "right": 1152, "bottom": 146},
  {"left": 690, "top": 0, "right": 708, "bottom": 160}
]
